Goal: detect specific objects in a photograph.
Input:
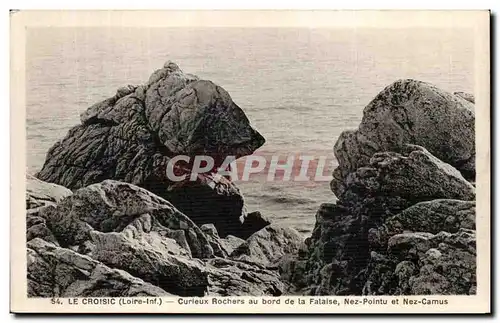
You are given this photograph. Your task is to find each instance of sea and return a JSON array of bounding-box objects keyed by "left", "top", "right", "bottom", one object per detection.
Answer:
[{"left": 26, "top": 27, "right": 474, "bottom": 235}]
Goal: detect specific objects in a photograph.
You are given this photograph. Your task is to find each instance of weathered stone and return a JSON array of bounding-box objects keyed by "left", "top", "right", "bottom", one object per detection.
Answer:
[
  {"left": 238, "top": 211, "right": 272, "bottom": 240},
  {"left": 454, "top": 91, "right": 475, "bottom": 104},
  {"left": 165, "top": 176, "right": 248, "bottom": 238},
  {"left": 231, "top": 224, "right": 303, "bottom": 267},
  {"left": 301, "top": 84, "right": 476, "bottom": 296},
  {"left": 337, "top": 145, "right": 475, "bottom": 203},
  {"left": 219, "top": 235, "right": 245, "bottom": 256},
  {"left": 200, "top": 223, "right": 230, "bottom": 258},
  {"left": 27, "top": 238, "right": 171, "bottom": 297},
  {"left": 362, "top": 251, "right": 399, "bottom": 295},
  {"left": 39, "top": 180, "right": 214, "bottom": 259},
  {"left": 387, "top": 232, "right": 434, "bottom": 260},
  {"left": 90, "top": 229, "right": 208, "bottom": 296},
  {"left": 333, "top": 79, "right": 475, "bottom": 189},
  {"left": 26, "top": 174, "right": 72, "bottom": 209},
  {"left": 206, "top": 258, "right": 286, "bottom": 296},
  {"left": 385, "top": 199, "right": 475, "bottom": 235},
  {"left": 36, "top": 61, "right": 265, "bottom": 240},
  {"left": 410, "top": 230, "right": 476, "bottom": 295}
]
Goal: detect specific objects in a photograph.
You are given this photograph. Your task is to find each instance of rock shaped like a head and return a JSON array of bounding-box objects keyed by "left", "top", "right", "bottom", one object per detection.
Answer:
[
  {"left": 36, "top": 61, "right": 266, "bottom": 238},
  {"left": 145, "top": 62, "right": 265, "bottom": 165}
]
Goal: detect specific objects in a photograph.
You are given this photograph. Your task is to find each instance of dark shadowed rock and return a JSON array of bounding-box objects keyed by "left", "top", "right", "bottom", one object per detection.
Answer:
[
  {"left": 164, "top": 175, "right": 247, "bottom": 238},
  {"left": 36, "top": 61, "right": 265, "bottom": 239},
  {"left": 292, "top": 81, "right": 477, "bottom": 297},
  {"left": 26, "top": 210, "right": 60, "bottom": 246},
  {"left": 333, "top": 79, "right": 475, "bottom": 188},
  {"left": 219, "top": 235, "right": 245, "bottom": 256},
  {"left": 237, "top": 211, "right": 272, "bottom": 240},
  {"left": 231, "top": 224, "right": 303, "bottom": 267},
  {"left": 28, "top": 238, "right": 171, "bottom": 297}
]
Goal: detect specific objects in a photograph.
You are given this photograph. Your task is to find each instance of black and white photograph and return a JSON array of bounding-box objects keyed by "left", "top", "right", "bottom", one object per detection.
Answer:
[{"left": 10, "top": 9, "right": 491, "bottom": 314}]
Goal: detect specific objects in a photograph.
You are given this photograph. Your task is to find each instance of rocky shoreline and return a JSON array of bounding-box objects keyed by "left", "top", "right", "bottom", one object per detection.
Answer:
[{"left": 26, "top": 61, "right": 476, "bottom": 297}]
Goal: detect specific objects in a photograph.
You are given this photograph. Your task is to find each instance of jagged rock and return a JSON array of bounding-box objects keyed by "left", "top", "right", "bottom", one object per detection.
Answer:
[
  {"left": 231, "top": 224, "right": 303, "bottom": 267},
  {"left": 36, "top": 61, "right": 265, "bottom": 239},
  {"left": 165, "top": 176, "right": 248, "bottom": 238},
  {"left": 333, "top": 79, "right": 475, "bottom": 191},
  {"left": 387, "top": 232, "right": 434, "bottom": 260},
  {"left": 362, "top": 229, "right": 476, "bottom": 296},
  {"left": 219, "top": 235, "right": 245, "bottom": 255},
  {"left": 237, "top": 211, "right": 272, "bottom": 240},
  {"left": 90, "top": 229, "right": 208, "bottom": 296},
  {"left": 454, "top": 91, "right": 475, "bottom": 104},
  {"left": 26, "top": 211, "right": 59, "bottom": 246},
  {"left": 38, "top": 180, "right": 214, "bottom": 259},
  {"left": 27, "top": 238, "right": 171, "bottom": 297},
  {"left": 303, "top": 145, "right": 476, "bottom": 294},
  {"left": 277, "top": 239, "right": 310, "bottom": 292},
  {"left": 384, "top": 199, "right": 475, "bottom": 235},
  {"left": 200, "top": 223, "right": 230, "bottom": 257},
  {"left": 26, "top": 174, "right": 72, "bottom": 209},
  {"left": 336, "top": 145, "right": 475, "bottom": 204},
  {"left": 206, "top": 258, "right": 286, "bottom": 296},
  {"left": 25, "top": 176, "right": 72, "bottom": 244},
  {"left": 362, "top": 251, "right": 399, "bottom": 295},
  {"left": 299, "top": 80, "right": 477, "bottom": 296}
]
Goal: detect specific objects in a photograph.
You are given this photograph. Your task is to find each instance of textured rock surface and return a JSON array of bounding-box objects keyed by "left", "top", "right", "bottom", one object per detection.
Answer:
[
  {"left": 36, "top": 61, "right": 265, "bottom": 239},
  {"left": 454, "top": 91, "right": 475, "bottom": 104},
  {"left": 288, "top": 81, "right": 477, "bottom": 296},
  {"left": 206, "top": 258, "right": 286, "bottom": 296},
  {"left": 39, "top": 180, "right": 214, "bottom": 259},
  {"left": 334, "top": 145, "right": 475, "bottom": 203},
  {"left": 27, "top": 76, "right": 477, "bottom": 297},
  {"left": 26, "top": 179, "right": 297, "bottom": 297},
  {"left": 90, "top": 229, "right": 208, "bottom": 296},
  {"left": 231, "top": 224, "right": 303, "bottom": 267},
  {"left": 363, "top": 229, "right": 476, "bottom": 295},
  {"left": 383, "top": 199, "right": 475, "bottom": 235},
  {"left": 28, "top": 238, "right": 171, "bottom": 297},
  {"left": 332, "top": 79, "right": 475, "bottom": 189},
  {"left": 26, "top": 174, "right": 72, "bottom": 209}
]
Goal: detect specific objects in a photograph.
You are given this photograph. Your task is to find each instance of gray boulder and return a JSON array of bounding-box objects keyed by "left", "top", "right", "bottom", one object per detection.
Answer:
[
  {"left": 206, "top": 258, "right": 286, "bottom": 296},
  {"left": 26, "top": 174, "right": 72, "bottom": 209},
  {"left": 36, "top": 61, "right": 265, "bottom": 239},
  {"left": 335, "top": 145, "right": 475, "bottom": 210},
  {"left": 333, "top": 79, "right": 475, "bottom": 190},
  {"left": 26, "top": 179, "right": 295, "bottom": 297},
  {"left": 384, "top": 199, "right": 475, "bottom": 235},
  {"left": 363, "top": 229, "right": 476, "bottom": 295},
  {"left": 292, "top": 80, "right": 477, "bottom": 296},
  {"left": 38, "top": 180, "right": 214, "bottom": 259},
  {"left": 231, "top": 224, "right": 303, "bottom": 267},
  {"left": 28, "top": 238, "right": 171, "bottom": 297},
  {"left": 90, "top": 229, "right": 208, "bottom": 296}
]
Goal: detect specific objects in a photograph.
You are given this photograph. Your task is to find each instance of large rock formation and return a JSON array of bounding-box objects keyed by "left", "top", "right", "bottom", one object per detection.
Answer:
[
  {"left": 282, "top": 80, "right": 477, "bottom": 296},
  {"left": 27, "top": 72, "right": 477, "bottom": 297},
  {"left": 35, "top": 61, "right": 266, "bottom": 239},
  {"left": 26, "top": 180, "right": 297, "bottom": 297},
  {"left": 28, "top": 238, "right": 172, "bottom": 297},
  {"left": 332, "top": 79, "right": 475, "bottom": 193}
]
